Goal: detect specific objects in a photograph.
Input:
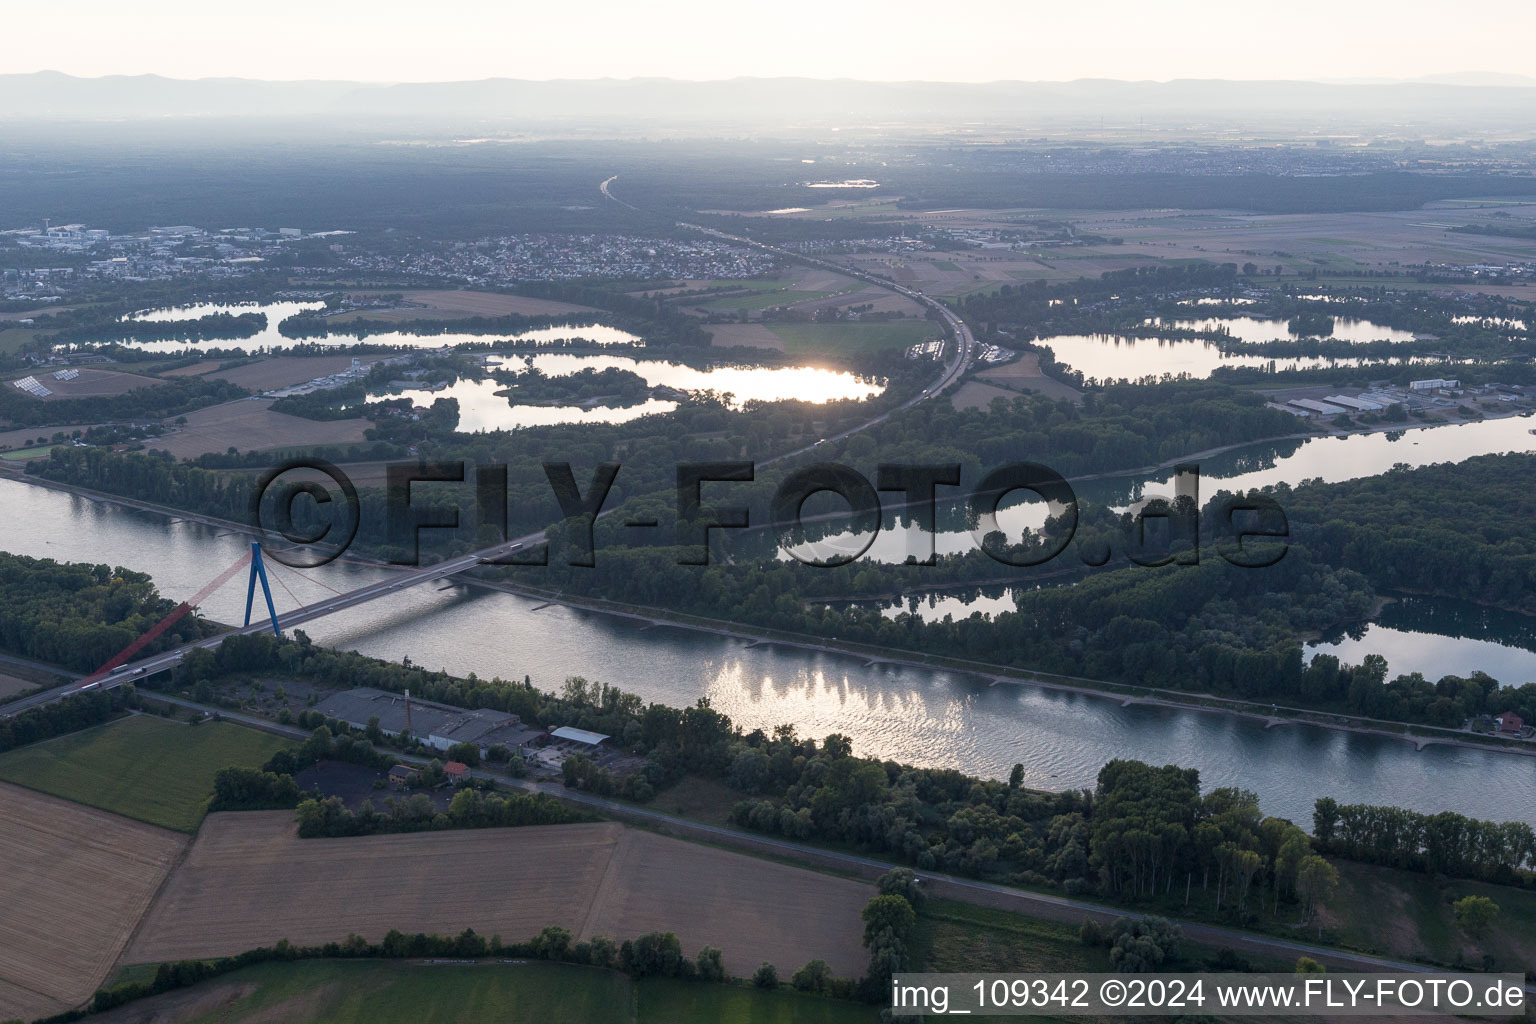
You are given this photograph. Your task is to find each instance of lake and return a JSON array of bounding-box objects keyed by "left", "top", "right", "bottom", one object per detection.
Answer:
[
  {"left": 779, "top": 413, "right": 1536, "bottom": 564},
  {"left": 1035, "top": 316, "right": 1421, "bottom": 382},
  {"left": 108, "top": 302, "right": 646, "bottom": 353}
]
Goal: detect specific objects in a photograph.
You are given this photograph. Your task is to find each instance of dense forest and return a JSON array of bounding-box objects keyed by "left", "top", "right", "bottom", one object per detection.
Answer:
[
  {"left": 0, "top": 552, "right": 218, "bottom": 672},
  {"left": 150, "top": 631, "right": 1536, "bottom": 903},
  {"left": 1266, "top": 453, "right": 1536, "bottom": 615}
]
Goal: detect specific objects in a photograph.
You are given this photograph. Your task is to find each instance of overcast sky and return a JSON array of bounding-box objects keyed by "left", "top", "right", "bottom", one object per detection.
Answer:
[{"left": 11, "top": 0, "right": 1534, "bottom": 83}]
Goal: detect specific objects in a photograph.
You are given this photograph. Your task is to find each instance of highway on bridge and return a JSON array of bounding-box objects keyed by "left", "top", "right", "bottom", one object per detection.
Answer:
[
  {"left": 0, "top": 537, "right": 546, "bottom": 716},
  {"left": 4, "top": 179, "right": 976, "bottom": 718}
]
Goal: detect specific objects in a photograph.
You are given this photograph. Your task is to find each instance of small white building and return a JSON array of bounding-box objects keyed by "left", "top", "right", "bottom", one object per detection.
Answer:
[
  {"left": 549, "top": 726, "right": 611, "bottom": 748},
  {"left": 1409, "top": 378, "right": 1460, "bottom": 391}
]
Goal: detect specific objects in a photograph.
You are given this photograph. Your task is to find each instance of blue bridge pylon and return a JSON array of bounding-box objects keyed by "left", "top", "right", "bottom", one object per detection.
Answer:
[{"left": 243, "top": 542, "right": 282, "bottom": 636}]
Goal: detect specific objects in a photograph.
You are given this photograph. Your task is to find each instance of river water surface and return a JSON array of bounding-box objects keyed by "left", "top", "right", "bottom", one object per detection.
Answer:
[{"left": 4, "top": 464, "right": 1533, "bottom": 827}]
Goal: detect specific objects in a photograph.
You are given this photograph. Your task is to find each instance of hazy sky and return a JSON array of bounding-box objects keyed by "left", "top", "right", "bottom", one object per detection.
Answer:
[{"left": 11, "top": 0, "right": 1535, "bottom": 82}]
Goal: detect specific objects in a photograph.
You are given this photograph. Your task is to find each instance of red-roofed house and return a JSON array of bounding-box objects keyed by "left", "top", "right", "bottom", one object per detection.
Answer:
[
  {"left": 1495, "top": 712, "right": 1524, "bottom": 736},
  {"left": 443, "top": 760, "right": 470, "bottom": 784}
]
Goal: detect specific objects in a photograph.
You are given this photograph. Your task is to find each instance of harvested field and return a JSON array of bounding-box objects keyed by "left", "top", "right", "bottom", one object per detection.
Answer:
[
  {"left": 153, "top": 399, "right": 370, "bottom": 460},
  {"left": 0, "top": 783, "right": 186, "bottom": 1021},
  {"left": 977, "top": 351, "right": 1045, "bottom": 380},
  {"left": 768, "top": 321, "right": 939, "bottom": 359},
  {"left": 784, "top": 286, "right": 923, "bottom": 317},
  {"left": 706, "top": 323, "right": 787, "bottom": 350},
  {"left": 12, "top": 367, "right": 160, "bottom": 401},
  {"left": 158, "top": 360, "right": 225, "bottom": 377},
  {"left": 128, "top": 816, "right": 625, "bottom": 965},
  {"left": 208, "top": 355, "right": 377, "bottom": 391},
  {"left": 951, "top": 380, "right": 1020, "bottom": 411},
  {"left": 0, "top": 425, "right": 105, "bottom": 453},
  {"left": 578, "top": 828, "right": 867, "bottom": 977},
  {"left": 0, "top": 672, "right": 38, "bottom": 700},
  {"left": 334, "top": 289, "right": 597, "bottom": 321},
  {"left": 977, "top": 352, "right": 1083, "bottom": 402},
  {"left": 229, "top": 459, "right": 395, "bottom": 488},
  {"left": 128, "top": 813, "right": 869, "bottom": 977},
  {"left": 0, "top": 305, "right": 71, "bottom": 321}
]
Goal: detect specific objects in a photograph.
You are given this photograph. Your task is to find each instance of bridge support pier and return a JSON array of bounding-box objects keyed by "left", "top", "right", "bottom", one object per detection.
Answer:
[{"left": 243, "top": 542, "right": 281, "bottom": 636}]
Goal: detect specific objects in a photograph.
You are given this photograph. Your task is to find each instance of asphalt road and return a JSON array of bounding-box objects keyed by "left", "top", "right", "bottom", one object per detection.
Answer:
[{"left": 5, "top": 181, "right": 975, "bottom": 718}]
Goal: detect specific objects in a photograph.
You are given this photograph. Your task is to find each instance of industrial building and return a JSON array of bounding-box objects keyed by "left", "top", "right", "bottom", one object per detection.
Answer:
[
  {"left": 1323, "top": 394, "right": 1384, "bottom": 412},
  {"left": 549, "top": 726, "right": 611, "bottom": 748},
  {"left": 1409, "top": 378, "right": 1460, "bottom": 391},
  {"left": 315, "top": 687, "right": 539, "bottom": 757},
  {"left": 1285, "top": 398, "right": 1349, "bottom": 416}
]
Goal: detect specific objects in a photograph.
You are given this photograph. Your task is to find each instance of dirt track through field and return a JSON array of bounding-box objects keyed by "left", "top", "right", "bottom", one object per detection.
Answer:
[
  {"left": 0, "top": 784, "right": 187, "bottom": 1022},
  {"left": 127, "top": 812, "right": 868, "bottom": 978}
]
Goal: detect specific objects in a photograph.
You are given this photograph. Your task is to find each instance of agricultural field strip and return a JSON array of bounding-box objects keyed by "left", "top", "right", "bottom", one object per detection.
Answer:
[
  {"left": 126, "top": 812, "right": 868, "bottom": 977},
  {"left": 0, "top": 783, "right": 186, "bottom": 1019}
]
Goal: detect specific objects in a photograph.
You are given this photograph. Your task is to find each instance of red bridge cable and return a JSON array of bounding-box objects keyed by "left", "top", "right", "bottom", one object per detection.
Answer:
[{"left": 81, "top": 551, "right": 254, "bottom": 686}]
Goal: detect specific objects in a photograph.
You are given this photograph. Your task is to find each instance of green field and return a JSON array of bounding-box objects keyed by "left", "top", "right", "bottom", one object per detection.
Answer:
[
  {"left": 103, "top": 960, "right": 877, "bottom": 1023},
  {"left": 0, "top": 714, "right": 292, "bottom": 831},
  {"left": 1326, "top": 861, "right": 1536, "bottom": 969},
  {"left": 914, "top": 900, "right": 1112, "bottom": 975},
  {"left": 0, "top": 445, "right": 55, "bottom": 461},
  {"left": 0, "top": 326, "right": 49, "bottom": 355},
  {"left": 768, "top": 321, "right": 939, "bottom": 357},
  {"left": 639, "top": 978, "right": 877, "bottom": 1022}
]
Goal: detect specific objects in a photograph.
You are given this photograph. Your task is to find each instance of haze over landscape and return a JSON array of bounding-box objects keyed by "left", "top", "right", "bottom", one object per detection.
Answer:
[{"left": 7, "top": 0, "right": 1535, "bottom": 82}]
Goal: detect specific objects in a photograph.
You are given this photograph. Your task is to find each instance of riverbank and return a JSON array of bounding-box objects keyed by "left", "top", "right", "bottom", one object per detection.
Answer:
[
  {"left": 456, "top": 572, "right": 1536, "bottom": 766},
  {"left": 4, "top": 456, "right": 1535, "bottom": 769}
]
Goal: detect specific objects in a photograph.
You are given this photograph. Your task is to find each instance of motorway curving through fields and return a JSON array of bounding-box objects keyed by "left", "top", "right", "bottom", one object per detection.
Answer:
[{"left": 4, "top": 178, "right": 977, "bottom": 716}]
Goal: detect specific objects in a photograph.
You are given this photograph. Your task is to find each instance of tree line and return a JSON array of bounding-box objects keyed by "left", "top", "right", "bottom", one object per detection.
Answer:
[
  {"left": 1313, "top": 798, "right": 1535, "bottom": 884},
  {"left": 0, "top": 553, "right": 217, "bottom": 673}
]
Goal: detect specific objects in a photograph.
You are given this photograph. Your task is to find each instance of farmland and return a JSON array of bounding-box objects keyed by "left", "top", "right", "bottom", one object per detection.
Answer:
[
  {"left": 950, "top": 379, "right": 1020, "bottom": 411},
  {"left": 89, "top": 960, "right": 878, "bottom": 1023},
  {"left": 0, "top": 444, "right": 53, "bottom": 462},
  {"left": 705, "top": 288, "right": 848, "bottom": 311},
  {"left": 0, "top": 715, "right": 293, "bottom": 832},
  {"left": 0, "top": 784, "right": 186, "bottom": 1022},
  {"left": 1321, "top": 860, "right": 1536, "bottom": 968},
  {"left": 767, "top": 321, "right": 939, "bottom": 358},
  {"left": 151, "top": 398, "right": 371, "bottom": 460},
  {"left": 705, "top": 322, "right": 791, "bottom": 350},
  {"left": 914, "top": 899, "right": 1113, "bottom": 975},
  {"left": 15, "top": 367, "right": 161, "bottom": 401},
  {"left": 127, "top": 813, "right": 869, "bottom": 977},
  {"left": 638, "top": 977, "right": 878, "bottom": 1022},
  {"left": 975, "top": 351, "right": 1083, "bottom": 402},
  {"left": 203, "top": 354, "right": 376, "bottom": 390}
]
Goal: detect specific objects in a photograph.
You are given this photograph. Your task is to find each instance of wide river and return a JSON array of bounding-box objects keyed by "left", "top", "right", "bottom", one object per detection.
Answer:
[{"left": 4, "top": 428, "right": 1535, "bottom": 826}]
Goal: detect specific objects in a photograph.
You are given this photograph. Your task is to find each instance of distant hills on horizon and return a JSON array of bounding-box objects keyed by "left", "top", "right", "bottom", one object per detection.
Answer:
[{"left": 3, "top": 70, "right": 1534, "bottom": 126}]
